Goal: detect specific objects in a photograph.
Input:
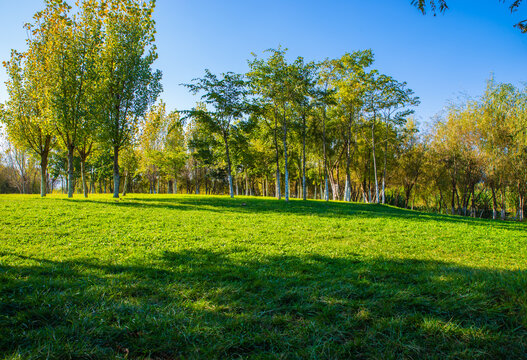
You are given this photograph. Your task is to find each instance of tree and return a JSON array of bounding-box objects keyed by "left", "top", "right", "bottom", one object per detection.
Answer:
[
  {"left": 244, "top": 101, "right": 281, "bottom": 198},
  {"left": 184, "top": 70, "right": 247, "bottom": 198},
  {"left": 430, "top": 102, "right": 484, "bottom": 216},
  {"left": 161, "top": 110, "right": 187, "bottom": 194},
  {"left": 119, "top": 145, "right": 139, "bottom": 196},
  {"left": 97, "top": 0, "right": 162, "bottom": 198},
  {"left": 33, "top": 0, "right": 102, "bottom": 198},
  {"left": 139, "top": 102, "right": 166, "bottom": 193},
  {"left": 288, "top": 57, "right": 317, "bottom": 200},
  {"left": 185, "top": 103, "right": 218, "bottom": 195},
  {"left": 395, "top": 119, "right": 425, "bottom": 208},
  {"left": 378, "top": 78, "right": 419, "bottom": 203},
  {"left": 77, "top": 127, "right": 95, "bottom": 197},
  {"left": 315, "top": 60, "right": 338, "bottom": 202},
  {"left": 3, "top": 145, "right": 33, "bottom": 194},
  {"left": 248, "top": 47, "right": 294, "bottom": 201},
  {"left": 322, "top": 50, "right": 374, "bottom": 202},
  {"left": 362, "top": 71, "right": 385, "bottom": 203},
  {"left": 479, "top": 80, "right": 518, "bottom": 219},
  {"left": 2, "top": 44, "right": 54, "bottom": 197},
  {"left": 511, "top": 87, "right": 527, "bottom": 220}
]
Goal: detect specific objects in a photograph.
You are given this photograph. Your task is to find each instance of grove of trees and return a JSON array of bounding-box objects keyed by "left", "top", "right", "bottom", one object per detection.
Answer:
[{"left": 1, "top": 0, "right": 526, "bottom": 221}]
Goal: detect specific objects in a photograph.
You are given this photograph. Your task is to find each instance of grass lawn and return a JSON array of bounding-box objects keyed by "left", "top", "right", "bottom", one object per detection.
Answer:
[{"left": 0, "top": 194, "right": 526, "bottom": 359}]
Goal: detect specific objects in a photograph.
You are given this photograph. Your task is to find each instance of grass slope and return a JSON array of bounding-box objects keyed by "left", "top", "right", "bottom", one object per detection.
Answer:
[{"left": 0, "top": 194, "right": 526, "bottom": 359}]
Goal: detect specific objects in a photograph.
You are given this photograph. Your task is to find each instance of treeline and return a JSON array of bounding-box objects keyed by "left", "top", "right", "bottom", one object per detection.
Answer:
[
  {"left": 425, "top": 80, "right": 527, "bottom": 220},
  {"left": 1, "top": 0, "right": 526, "bottom": 221}
]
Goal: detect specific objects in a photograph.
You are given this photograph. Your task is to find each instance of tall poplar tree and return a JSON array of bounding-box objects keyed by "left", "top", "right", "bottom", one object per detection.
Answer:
[
  {"left": 32, "top": 0, "right": 102, "bottom": 198},
  {"left": 98, "top": 0, "right": 162, "bottom": 198},
  {"left": 289, "top": 57, "right": 317, "bottom": 200},
  {"left": 2, "top": 42, "right": 54, "bottom": 197},
  {"left": 248, "top": 48, "right": 293, "bottom": 201},
  {"left": 324, "top": 50, "right": 374, "bottom": 202}
]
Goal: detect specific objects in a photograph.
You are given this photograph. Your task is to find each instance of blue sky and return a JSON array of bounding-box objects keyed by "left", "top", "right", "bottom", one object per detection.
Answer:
[{"left": 1, "top": 0, "right": 526, "bottom": 125}]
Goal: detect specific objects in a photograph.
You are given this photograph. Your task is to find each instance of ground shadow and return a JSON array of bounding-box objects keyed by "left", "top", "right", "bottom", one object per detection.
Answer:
[
  {"left": 1, "top": 249, "right": 526, "bottom": 359},
  {"left": 63, "top": 195, "right": 527, "bottom": 232}
]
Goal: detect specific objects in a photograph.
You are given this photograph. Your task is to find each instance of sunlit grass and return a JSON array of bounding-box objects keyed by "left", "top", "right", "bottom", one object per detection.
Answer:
[{"left": 1, "top": 194, "right": 526, "bottom": 359}]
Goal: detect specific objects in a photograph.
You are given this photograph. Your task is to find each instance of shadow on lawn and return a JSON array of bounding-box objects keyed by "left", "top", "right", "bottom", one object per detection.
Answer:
[
  {"left": 1, "top": 249, "right": 526, "bottom": 359},
  {"left": 65, "top": 195, "right": 527, "bottom": 231}
]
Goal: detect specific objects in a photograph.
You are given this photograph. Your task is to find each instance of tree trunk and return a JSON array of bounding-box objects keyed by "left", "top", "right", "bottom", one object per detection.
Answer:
[
  {"left": 223, "top": 133, "right": 234, "bottom": 198},
  {"left": 302, "top": 114, "right": 307, "bottom": 201},
  {"left": 245, "top": 169, "right": 249, "bottom": 196},
  {"left": 39, "top": 151, "right": 49, "bottom": 197},
  {"left": 80, "top": 158, "right": 88, "bottom": 198},
  {"left": 122, "top": 171, "right": 129, "bottom": 196},
  {"left": 195, "top": 165, "right": 200, "bottom": 195},
  {"left": 501, "top": 187, "right": 506, "bottom": 220},
  {"left": 382, "top": 121, "right": 388, "bottom": 204},
  {"left": 173, "top": 176, "right": 177, "bottom": 194},
  {"left": 112, "top": 146, "right": 120, "bottom": 199},
  {"left": 335, "top": 164, "right": 341, "bottom": 201},
  {"left": 470, "top": 184, "right": 476, "bottom": 218},
  {"left": 371, "top": 112, "right": 379, "bottom": 203},
  {"left": 345, "top": 113, "right": 352, "bottom": 202},
  {"left": 67, "top": 146, "right": 75, "bottom": 198},
  {"left": 329, "top": 169, "right": 337, "bottom": 201},
  {"left": 405, "top": 184, "right": 413, "bottom": 209},
  {"left": 451, "top": 181, "right": 456, "bottom": 215},
  {"left": 323, "top": 107, "right": 329, "bottom": 202},
  {"left": 274, "top": 111, "right": 281, "bottom": 200},
  {"left": 282, "top": 110, "right": 289, "bottom": 202},
  {"left": 491, "top": 185, "right": 498, "bottom": 219},
  {"left": 519, "top": 190, "right": 524, "bottom": 222},
  {"left": 455, "top": 188, "right": 461, "bottom": 215},
  {"left": 438, "top": 187, "right": 444, "bottom": 213}
]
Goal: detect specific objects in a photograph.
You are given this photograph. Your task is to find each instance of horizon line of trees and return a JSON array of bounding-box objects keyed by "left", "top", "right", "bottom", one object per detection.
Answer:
[{"left": 1, "top": 0, "right": 526, "bottom": 222}]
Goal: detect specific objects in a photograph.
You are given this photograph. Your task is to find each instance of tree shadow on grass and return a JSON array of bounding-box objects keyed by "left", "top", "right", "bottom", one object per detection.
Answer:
[
  {"left": 63, "top": 195, "right": 527, "bottom": 232},
  {"left": 1, "top": 249, "right": 526, "bottom": 359}
]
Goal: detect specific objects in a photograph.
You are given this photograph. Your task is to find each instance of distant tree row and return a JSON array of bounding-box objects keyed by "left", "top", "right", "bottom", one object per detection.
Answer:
[
  {"left": 426, "top": 79, "right": 527, "bottom": 220},
  {"left": 1, "top": 0, "right": 527, "bottom": 221}
]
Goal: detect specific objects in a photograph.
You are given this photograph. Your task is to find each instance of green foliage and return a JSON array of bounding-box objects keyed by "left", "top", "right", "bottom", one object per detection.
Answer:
[
  {"left": 2, "top": 0, "right": 525, "bottom": 219},
  {"left": 183, "top": 70, "right": 248, "bottom": 197},
  {"left": 412, "top": 0, "right": 526, "bottom": 32},
  {"left": 97, "top": 0, "right": 162, "bottom": 151},
  {"left": 183, "top": 70, "right": 247, "bottom": 135}
]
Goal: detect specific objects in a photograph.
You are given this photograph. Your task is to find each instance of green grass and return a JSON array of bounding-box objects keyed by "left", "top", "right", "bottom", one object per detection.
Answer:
[{"left": 1, "top": 194, "right": 526, "bottom": 359}]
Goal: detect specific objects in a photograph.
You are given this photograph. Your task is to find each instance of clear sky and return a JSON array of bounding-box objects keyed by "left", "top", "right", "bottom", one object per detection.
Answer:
[{"left": 1, "top": 0, "right": 526, "bottom": 126}]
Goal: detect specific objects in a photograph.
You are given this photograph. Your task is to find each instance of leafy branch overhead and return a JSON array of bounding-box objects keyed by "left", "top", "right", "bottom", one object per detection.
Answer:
[{"left": 412, "top": 0, "right": 527, "bottom": 32}]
